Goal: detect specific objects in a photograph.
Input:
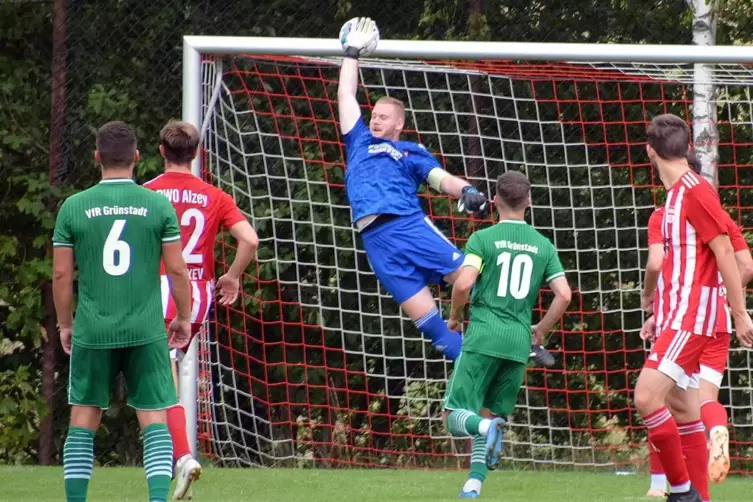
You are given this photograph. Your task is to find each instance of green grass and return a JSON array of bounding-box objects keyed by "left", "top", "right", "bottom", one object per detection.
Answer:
[{"left": 0, "top": 467, "right": 750, "bottom": 501}]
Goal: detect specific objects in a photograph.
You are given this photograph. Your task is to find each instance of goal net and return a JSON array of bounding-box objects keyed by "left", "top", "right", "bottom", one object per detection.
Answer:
[{"left": 185, "top": 41, "right": 753, "bottom": 472}]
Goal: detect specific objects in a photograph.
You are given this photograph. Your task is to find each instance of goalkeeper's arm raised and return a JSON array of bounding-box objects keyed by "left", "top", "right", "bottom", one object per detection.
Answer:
[{"left": 338, "top": 17, "right": 378, "bottom": 136}]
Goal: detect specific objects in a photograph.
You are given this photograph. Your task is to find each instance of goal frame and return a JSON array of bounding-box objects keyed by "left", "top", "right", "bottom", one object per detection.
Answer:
[{"left": 180, "top": 35, "right": 753, "bottom": 458}]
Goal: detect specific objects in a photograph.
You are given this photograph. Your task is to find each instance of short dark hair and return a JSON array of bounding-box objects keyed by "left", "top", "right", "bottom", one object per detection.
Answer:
[
  {"left": 96, "top": 121, "right": 137, "bottom": 169},
  {"left": 496, "top": 171, "right": 530, "bottom": 211},
  {"left": 646, "top": 114, "right": 690, "bottom": 160},
  {"left": 160, "top": 120, "right": 199, "bottom": 164},
  {"left": 686, "top": 152, "right": 702, "bottom": 174}
]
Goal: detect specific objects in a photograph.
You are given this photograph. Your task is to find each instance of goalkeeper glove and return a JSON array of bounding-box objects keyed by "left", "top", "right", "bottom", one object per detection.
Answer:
[
  {"left": 458, "top": 185, "right": 488, "bottom": 213},
  {"left": 341, "top": 17, "right": 378, "bottom": 60}
]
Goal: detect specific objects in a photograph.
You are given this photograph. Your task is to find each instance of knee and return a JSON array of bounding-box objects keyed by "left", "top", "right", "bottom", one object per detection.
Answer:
[
  {"left": 70, "top": 405, "right": 102, "bottom": 431},
  {"left": 634, "top": 385, "right": 662, "bottom": 416}
]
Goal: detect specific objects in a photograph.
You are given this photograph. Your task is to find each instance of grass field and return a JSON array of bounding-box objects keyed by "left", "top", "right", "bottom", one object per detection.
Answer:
[{"left": 0, "top": 467, "right": 750, "bottom": 501}]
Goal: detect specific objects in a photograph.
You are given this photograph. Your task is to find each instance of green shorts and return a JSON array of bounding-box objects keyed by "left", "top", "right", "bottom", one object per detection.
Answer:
[
  {"left": 443, "top": 351, "right": 526, "bottom": 417},
  {"left": 68, "top": 339, "right": 177, "bottom": 410}
]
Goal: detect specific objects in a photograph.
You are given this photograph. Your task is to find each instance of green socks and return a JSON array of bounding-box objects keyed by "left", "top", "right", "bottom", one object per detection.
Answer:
[
  {"left": 63, "top": 423, "right": 173, "bottom": 502},
  {"left": 447, "top": 409, "right": 485, "bottom": 436},
  {"left": 142, "top": 423, "right": 174, "bottom": 502},
  {"left": 63, "top": 426, "right": 95, "bottom": 502},
  {"left": 470, "top": 435, "right": 488, "bottom": 481}
]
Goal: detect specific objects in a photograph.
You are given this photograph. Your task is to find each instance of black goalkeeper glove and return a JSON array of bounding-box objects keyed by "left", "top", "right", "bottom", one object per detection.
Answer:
[{"left": 458, "top": 185, "right": 488, "bottom": 213}]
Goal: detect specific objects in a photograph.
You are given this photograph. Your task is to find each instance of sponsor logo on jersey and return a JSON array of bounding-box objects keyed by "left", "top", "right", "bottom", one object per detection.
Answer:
[
  {"left": 368, "top": 143, "right": 403, "bottom": 161},
  {"left": 494, "top": 240, "right": 539, "bottom": 254},
  {"left": 155, "top": 188, "right": 209, "bottom": 207}
]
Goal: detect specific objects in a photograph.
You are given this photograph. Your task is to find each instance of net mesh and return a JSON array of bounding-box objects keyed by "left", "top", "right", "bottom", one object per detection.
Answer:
[{"left": 195, "top": 54, "right": 753, "bottom": 471}]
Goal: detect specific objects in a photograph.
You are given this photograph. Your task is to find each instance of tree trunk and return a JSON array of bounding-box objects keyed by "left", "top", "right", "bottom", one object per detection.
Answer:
[
  {"left": 40, "top": 0, "right": 69, "bottom": 465},
  {"left": 690, "top": 0, "right": 718, "bottom": 185}
]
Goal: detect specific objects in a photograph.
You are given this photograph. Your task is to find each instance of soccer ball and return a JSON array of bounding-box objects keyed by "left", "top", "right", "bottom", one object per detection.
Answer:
[{"left": 339, "top": 17, "right": 380, "bottom": 57}]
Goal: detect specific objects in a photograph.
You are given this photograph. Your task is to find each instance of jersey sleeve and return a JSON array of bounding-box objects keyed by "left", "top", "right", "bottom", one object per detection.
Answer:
[
  {"left": 52, "top": 199, "right": 74, "bottom": 248},
  {"left": 159, "top": 198, "right": 181, "bottom": 244},
  {"left": 219, "top": 192, "right": 247, "bottom": 229},
  {"left": 725, "top": 215, "right": 749, "bottom": 252},
  {"left": 462, "top": 232, "right": 484, "bottom": 271},
  {"left": 647, "top": 209, "right": 664, "bottom": 246},
  {"left": 343, "top": 118, "right": 372, "bottom": 163},
  {"left": 406, "top": 143, "right": 442, "bottom": 184},
  {"left": 544, "top": 242, "right": 566, "bottom": 283},
  {"left": 686, "top": 184, "right": 729, "bottom": 244}
]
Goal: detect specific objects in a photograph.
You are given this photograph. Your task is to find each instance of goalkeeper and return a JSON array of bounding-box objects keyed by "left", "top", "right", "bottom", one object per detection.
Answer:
[
  {"left": 443, "top": 171, "right": 571, "bottom": 498},
  {"left": 338, "top": 17, "right": 488, "bottom": 360}
]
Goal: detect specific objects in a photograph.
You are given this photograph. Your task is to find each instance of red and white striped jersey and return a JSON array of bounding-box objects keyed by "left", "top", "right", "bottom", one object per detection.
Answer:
[
  {"left": 649, "top": 205, "right": 747, "bottom": 335},
  {"left": 714, "top": 213, "right": 749, "bottom": 334},
  {"left": 653, "top": 171, "right": 729, "bottom": 336}
]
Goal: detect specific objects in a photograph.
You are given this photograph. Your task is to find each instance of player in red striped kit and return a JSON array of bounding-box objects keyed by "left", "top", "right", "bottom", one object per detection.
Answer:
[
  {"left": 633, "top": 114, "right": 753, "bottom": 502},
  {"left": 641, "top": 157, "right": 753, "bottom": 498},
  {"left": 144, "top": 120, "right": 259, "bottom": 500}
]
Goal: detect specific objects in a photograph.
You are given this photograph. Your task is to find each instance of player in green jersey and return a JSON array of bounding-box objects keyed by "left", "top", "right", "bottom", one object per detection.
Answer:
[
  {"left": 443, "top": 171, "right": 572, "bottom": 499},
  {"left": 52, "top": 121, "right": 193, "bottom": 502}
]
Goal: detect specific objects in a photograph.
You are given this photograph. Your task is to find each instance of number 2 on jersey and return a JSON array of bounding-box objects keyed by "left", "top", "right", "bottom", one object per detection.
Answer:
[
  {"left": 181, "top": 208, "right": 205, "bottom": 265},
  {"left": 496, "top": 252, "right": 533, "bottom": 299},
  {"left": 103, "top": 219, "right": 130, "bottom": 276}
]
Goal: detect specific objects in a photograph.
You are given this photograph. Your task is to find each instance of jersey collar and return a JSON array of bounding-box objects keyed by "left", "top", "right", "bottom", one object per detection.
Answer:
[
  {"left": 499, "top": 219, "right": 527, "bottom": 225},
  {"left": 99, "top": 178, "right": 135, "bottom": 184}
]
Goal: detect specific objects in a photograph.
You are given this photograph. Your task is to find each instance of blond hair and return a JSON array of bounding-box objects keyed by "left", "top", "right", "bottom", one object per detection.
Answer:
[{"left": 375, "top": 96, "right": 405, "bottom": 118}]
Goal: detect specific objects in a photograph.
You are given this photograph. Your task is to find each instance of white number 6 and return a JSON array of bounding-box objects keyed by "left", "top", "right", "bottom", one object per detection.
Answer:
[{"left": 103, "top": 219, "right": 131, "bottom": 276}]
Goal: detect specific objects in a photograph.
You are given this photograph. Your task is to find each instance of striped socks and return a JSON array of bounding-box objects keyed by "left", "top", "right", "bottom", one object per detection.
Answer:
[
  {"left": 63, "top": 426, "right": 95, "bottom": 502},
  {"left": 143, "top": 423, "right": 174, "bottom": 502},
  {"left": 447, "top": 409, "right": 491, "bottom": 437}
]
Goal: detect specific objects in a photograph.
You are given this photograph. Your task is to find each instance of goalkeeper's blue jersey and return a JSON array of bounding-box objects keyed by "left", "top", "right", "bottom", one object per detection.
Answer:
[{"left": 343, "top": 118, "right": 440, "bottom": 223}]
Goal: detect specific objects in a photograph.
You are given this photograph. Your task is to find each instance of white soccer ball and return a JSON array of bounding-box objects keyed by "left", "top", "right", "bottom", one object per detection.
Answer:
[{"left": 339, "top": 17, "right": 380, "bottom": 57}]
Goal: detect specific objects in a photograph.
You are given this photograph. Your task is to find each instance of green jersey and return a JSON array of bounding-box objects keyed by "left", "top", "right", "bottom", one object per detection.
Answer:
[
  {"left": 52, "top": 178, "right": 181, "bottom": 349},
  {"left": 461, "top": 219, "right": 565, "bottom": 363}
]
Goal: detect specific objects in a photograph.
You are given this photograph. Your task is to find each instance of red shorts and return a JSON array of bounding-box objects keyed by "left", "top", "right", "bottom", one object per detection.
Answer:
[
  {"left": 698, "top": 331, "right": 730, "bottom": 388},
  {"left": 160, "top": 276, "right": 214, "bottom": 358},
  {"left": 645, "top": 329, "right": 710, "bottom": 389}
]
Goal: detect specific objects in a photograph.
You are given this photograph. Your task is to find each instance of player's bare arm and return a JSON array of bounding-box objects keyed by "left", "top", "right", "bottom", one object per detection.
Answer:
[
  {"left": 162, "top": 240, "right": 192, "bottom": 347},
  {"left": 532, "top": 276, "right": 571, "bottom": 345},
  {"left": 709, "top": 234, "right": 753, "bottom": 346},
  {"left": 52, "top": 246, "right": 75, "bottom": 355},
  {"left": 642, "top": 243, "right": 664, "bottom": 313},
  {"left": 337, "top": 17, "right": 377, "bottom": 136},
  {"left": 734, "top": 249, "right": 753, "bottom": 286},
  {"left": 216, "top": 220, "right": 259, "bottom": 306},
  {"left": 448, "top": 265, "right": 480, "bottom": 331}
]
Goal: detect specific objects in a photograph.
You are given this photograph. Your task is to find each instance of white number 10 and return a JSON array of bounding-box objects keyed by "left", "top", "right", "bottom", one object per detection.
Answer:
[{"left": 496, "top": 252, "right": 533, "bottom": 299}]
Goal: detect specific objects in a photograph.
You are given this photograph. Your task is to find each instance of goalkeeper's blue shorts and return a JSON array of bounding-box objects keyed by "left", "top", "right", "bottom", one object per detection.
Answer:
[{"left": 360, "top": 212, "right": 464, "bottom": 304}]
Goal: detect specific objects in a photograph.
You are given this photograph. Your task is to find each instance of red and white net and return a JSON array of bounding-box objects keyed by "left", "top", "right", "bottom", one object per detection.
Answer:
[{"left": 196, "top": 55, "right": 753, "bottom": 471}]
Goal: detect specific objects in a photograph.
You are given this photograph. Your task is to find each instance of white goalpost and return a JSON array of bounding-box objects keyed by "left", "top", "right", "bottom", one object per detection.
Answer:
[{"left": 180, "top": 36, "right": 753, "bottom": 469}]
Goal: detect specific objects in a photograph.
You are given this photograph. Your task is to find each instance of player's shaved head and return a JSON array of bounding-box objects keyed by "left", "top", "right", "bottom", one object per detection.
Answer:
[
  {"left": 96, "top": 121, "right": 138, "bottom": 169},
  {"left": 160, "top": 120, "right": 200, "bottom": 165},
  {"left": 496, "top": 171, "right": 530, "bottom": 212},
  {"left": 370, "top": 96, "right": 405, "bottom": 141},
  {"left": 646, "top": 114, "right": 691, "bottom": 161}
]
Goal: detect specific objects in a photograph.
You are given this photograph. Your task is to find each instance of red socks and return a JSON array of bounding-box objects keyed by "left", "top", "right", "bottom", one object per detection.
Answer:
[
  {"left": 167, "top": 403, "right": 191, "bottom": 461},
  {"left": 649, "top": 443, "right": 664, "bottom": 474},
  {"left": 644, "top": 408, "right": 690, "bottom": 491},
  {"left": 701, "top": 399, "right": 728, "bottom": 433},
  {"left": 678, "top": 420, "right": 709, "bottom": 502}
]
